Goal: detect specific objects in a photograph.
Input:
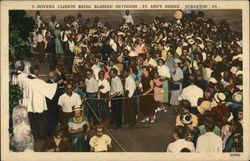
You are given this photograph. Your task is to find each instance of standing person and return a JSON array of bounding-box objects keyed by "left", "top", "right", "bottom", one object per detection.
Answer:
[
  {"left": 153, "top": 72, "right": 163, "bottom": 113},
  {"left": 68, "top": 106, "right": 90, "bottom": 152},
  {"left": 46, "top": 72, "right": 61, "bottom": 136},
  {"left": 175, "top": 100, "right": 198, "bottom": 127},
  {"left": 140, "top": 66, "right": 155, "bottom": 123},
  {"left": 66, "top": 34, "right": 75, "bottom": 72},
  {"left": 36, "top": 28, "right": 45, "bottom": 64},
  {"left": 109, "top": 68, "right": 124, "bottom": 128},
  {"left": 123, "top": 67, "right": 137, "bottom": 127},
  {"left": 196, "top": 116, "right": 223, "bottom": 152},
  {"left": 58, "top": 82, "right": 82, "bottom": 139},
  {"left": 26, "top": 65, "right": 58, "bottom": 141},
  {"left": 45, "top": 31, "right": 57, "bottom": 71},
  {"left": 22, "top": 56, "right": 31, "bottom": 75},
  {"left": 89, "top": 123, "right": 112, "bottom": 152},
  {"left": 44, "top": 124, "right": 72, "bottom": 152},
  {"left": 123, "top": 10, "right": 134, "bottom": 25},
  {"left": 170, "top": 58, "right": 184, "bottom": 113},
  {"left": 98, "top": 70, "right": 111, "bottom": 123},
  {"left": 85, "top": 69, "right": 99, "bottom": 127},
  {"left": 49, "top": 16, "right": 57, "bottom": 31},
  {"left": 167, "top": 126, "right": 195, "bottom": 152},
  {"left": 178, "top": 75, "right": 203, "bottom": 115},
  {"left": 157, "top": 57, "right": 171, "bottom": 112},
  {"left": 54, "top": 24, "right": 64, "bottom": 59},
  {"left": 35, "top": 11, "right": 42, "bottom": 29}
]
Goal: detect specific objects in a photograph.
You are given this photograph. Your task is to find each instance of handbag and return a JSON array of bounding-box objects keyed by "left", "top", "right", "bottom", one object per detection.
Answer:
[{"left": 172, "top": 83, "right": 180, "bottom": 90}]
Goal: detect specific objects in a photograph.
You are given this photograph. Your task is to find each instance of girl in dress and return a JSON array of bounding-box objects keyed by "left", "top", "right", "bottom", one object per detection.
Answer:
[{"left": 153, "top": 72, "right": 163, "bottom": 113}]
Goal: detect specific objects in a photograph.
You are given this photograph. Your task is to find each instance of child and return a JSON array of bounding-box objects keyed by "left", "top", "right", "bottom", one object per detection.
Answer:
[{"left": 153, "top": 72, "right": 163, "bottom": 113}]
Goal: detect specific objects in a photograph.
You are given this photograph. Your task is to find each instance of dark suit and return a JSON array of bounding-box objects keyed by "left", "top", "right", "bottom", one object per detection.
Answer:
[{"left": 46, "top": 79, "right": 61, "bottom": 136}]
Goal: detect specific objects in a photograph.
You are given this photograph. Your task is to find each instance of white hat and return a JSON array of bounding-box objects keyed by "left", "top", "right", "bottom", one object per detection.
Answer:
[
  {"left": 14, "top": 60, "right": 23, "bottom": 69},
  {"left": 183, "top": 42, "right": 189, "bottom": 47},
  {"left": 232, "top": 91, "right": 243, "bottom": 103},
  {"left": 232, "top": 54, "right": 243, "bottom": 61},
  {"left": 214, "top": 92, "right": 226, "bottom": 103},
  {"left": 188, "top": 39, "right": 195, "bottom": 45},
  {"left": 118, "top": 32, "right": 125, "bottom": 36},
  {"left": 180, "top": 113, "right": 192, "bottom": 125},
  {"left": 209, "top": 77, "right": 218, "bottom": 84}
]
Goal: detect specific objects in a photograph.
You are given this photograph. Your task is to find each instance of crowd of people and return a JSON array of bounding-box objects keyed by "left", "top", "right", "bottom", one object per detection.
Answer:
[{"left": 10, "top": 9, "right": 243, "bottom": 152}]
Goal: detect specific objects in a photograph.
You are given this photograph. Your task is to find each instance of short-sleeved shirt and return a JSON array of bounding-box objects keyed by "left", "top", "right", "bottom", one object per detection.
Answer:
[
  {"left": 89, "top": 134, "right": 112, "bottom": 152},
  {"left": 58, "top": 93, "right": 82, "bottom": 113},
  {"left": 110, "top": 76, "right": 124, "bottom": 96}
]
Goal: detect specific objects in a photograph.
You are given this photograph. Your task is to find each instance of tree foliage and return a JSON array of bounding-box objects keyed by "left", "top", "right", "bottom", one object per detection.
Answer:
[{"left": 9, "top": 10, "right": 35, "bottom": 58}]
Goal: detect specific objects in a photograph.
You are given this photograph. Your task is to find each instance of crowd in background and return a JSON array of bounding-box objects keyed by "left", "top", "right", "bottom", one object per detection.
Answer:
[{"left": 10, "top": 9, "right": 243, "bottom": 152}]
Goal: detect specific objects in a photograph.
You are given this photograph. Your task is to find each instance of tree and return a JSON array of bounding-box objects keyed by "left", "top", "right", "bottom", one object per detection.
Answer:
[{"left": 9, "top": 10, "right": 35, "bottom": 59}]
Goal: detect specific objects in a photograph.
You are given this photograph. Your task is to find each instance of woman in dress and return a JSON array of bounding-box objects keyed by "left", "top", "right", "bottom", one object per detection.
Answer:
[
  {"left": 54, "top": 24, "right": 64, "bottom": 56},
  {"left": 157, "top": 57, "right": 171, "bottom": 112},
  {"left": 44, "top": 123, "right": 72, "bottom": 152},
  {"left": 140, "top": 66, "right": 155, "bottom": 123},
  {"left": 170, "top": 58, "right": 184, "bottom": 113},
  {"left": 68, "top": 106, "right": 90, "bottom": 152}
]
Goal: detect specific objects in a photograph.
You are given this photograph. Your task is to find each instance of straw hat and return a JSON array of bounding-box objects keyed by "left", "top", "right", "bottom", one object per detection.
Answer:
[
  {"left": 232, "top": 91, "right": 243, "bottom": 103},
  {"left": 214, "top": 92, "right": 226, "bottom": 103}
]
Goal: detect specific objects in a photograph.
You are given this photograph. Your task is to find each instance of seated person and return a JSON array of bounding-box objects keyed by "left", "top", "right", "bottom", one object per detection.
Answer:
[
  {"left": 44, "top": 124, "right": 72, "bottom": 152},
  {"left": 89, "top": 123, "right": 112, "bottom": 152},
  {"left": 176, "top": 100, "right": 198, "bottom": 127},
  {"left": 167, "top": 126, "right": 195, "bottom": 152}
]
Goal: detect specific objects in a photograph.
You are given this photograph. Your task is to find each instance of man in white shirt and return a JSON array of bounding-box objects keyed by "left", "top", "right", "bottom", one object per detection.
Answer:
[
  {"left": 178, "top": 75, "right": 203, "bottom": 114},
  {"left": 85, "top": 69, "right": 99, "bottom": 126},
  {"left": 48, "top": 16, "right": 57, "bottom": 31},
  {"left": 98, "top": 70, "right": 111, "bottom": 123},
  {"left": 109, "top": 68, "right": 124, "bottom": 128},
  {"left": 123, "top": 10, "right": 134, "bottom": 25},
  {"left": 123, "top": 68, "right": 136, "bottom": 127},
  {"left": 58, "top": 82, "right": 82, "bottom": 138},
  {"left": 26, "top": 65, "right": 58, "bottom": 141},
  {"left": 22, "top": 56, "right": 31, "bottom": 75},
  {"left": 91, "top": 57, "right": 102, "bottom": 80},
  {"left": 196, "top": 116, "right": 223, "bottom": 152},
  {"left": 167, "top": 126, "right": 195, "bottom": 152},
  {"left": 89, "top": 123, "right": 112, "bottom": 152}
]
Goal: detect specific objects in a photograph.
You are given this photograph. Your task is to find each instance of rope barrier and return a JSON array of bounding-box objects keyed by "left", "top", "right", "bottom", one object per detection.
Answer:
[
  {"left": 86, "top": 90, "right": 174, "bottom": 101},
  {"left": 85, "top": 100, "right": 127, "bottom": 152}
]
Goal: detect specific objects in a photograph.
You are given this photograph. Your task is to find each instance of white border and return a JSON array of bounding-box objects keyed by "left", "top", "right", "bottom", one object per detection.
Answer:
[{"left": 1, "top": 1, "right": 249, "bottom": 161}]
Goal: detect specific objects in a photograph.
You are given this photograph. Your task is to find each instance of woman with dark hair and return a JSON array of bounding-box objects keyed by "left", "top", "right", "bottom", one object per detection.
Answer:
[
  {"left": 54, "top": 24, "right": 64, "bottom": 55},
  {"left": 140, "top": 66, "right": 155, "bottom": 123},
  {"left": 167, "top": 125, "right": 195, "bottom": 152},
  {"left": 223, "top": 120, "right": 243, "bottom": 152},
  {"left": 68, "top": 106, "right": 90, "bottom": 152},
  {"left": 44, "top": 124, "right": 72, "bottom": 152}
]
